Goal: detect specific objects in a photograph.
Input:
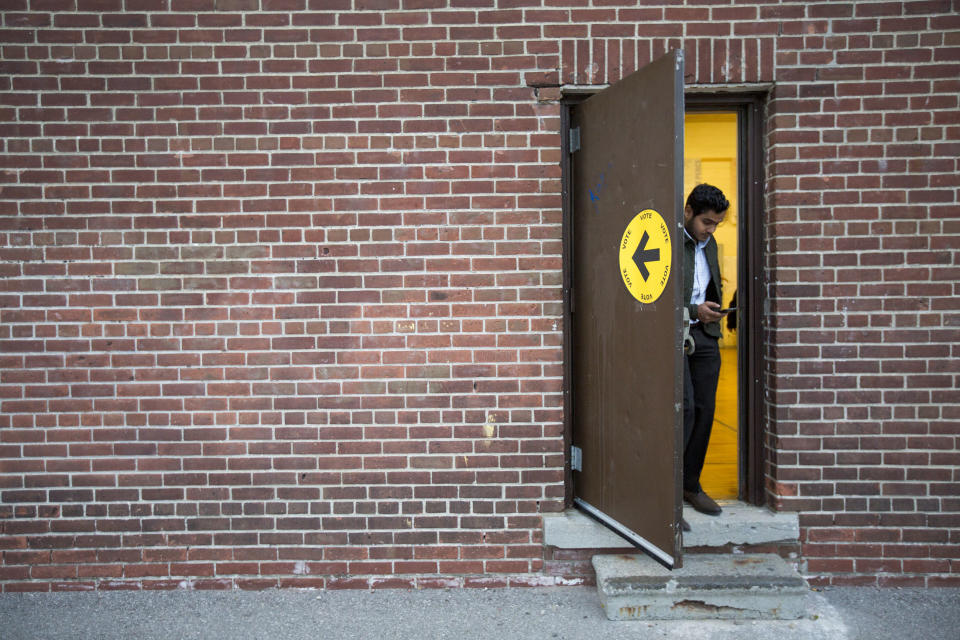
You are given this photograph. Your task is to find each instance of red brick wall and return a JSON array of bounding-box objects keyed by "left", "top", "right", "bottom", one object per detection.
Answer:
[
  {"left": 1, "top": 1, "right": 958, "bottom": 591},
  {"left": 764, "top": 2, "right": 960, "bottom": 587}
]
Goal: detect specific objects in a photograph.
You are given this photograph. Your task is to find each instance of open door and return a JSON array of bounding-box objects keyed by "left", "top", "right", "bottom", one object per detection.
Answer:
[{"left": 568, "top": 50, "right": 685, "bottom": 567}]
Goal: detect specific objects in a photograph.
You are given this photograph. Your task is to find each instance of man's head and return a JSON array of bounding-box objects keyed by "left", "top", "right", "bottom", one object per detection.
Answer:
[{"left": 683, "top": 183, "right": 729, "bottom": 243}]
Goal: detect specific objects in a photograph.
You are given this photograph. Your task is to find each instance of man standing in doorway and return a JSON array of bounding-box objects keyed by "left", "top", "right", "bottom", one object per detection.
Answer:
[{"left": 682, "top": 183, "right": 730, "bottom": 519}]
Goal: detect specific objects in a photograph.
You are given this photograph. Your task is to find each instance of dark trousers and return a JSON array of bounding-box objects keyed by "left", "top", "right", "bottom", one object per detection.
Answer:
[{"left": 683, "top": 323, "right": 721, "bottom": 494}]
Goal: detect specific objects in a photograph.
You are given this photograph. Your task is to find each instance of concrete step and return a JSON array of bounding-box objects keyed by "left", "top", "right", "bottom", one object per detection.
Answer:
[
  {"left": 682, "top": 501, "right": 800, "bottom": 549},
  {"left": 593, "top": 553, "right": 809, "bottom": 621},
  {"left": 543, "top": 502, "right": 800, "bottom": 550}
]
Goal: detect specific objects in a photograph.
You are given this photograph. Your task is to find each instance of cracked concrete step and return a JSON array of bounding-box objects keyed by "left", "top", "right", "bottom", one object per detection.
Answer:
[{"left": 593, "top": 553, "right": 809, "bottom": 621}]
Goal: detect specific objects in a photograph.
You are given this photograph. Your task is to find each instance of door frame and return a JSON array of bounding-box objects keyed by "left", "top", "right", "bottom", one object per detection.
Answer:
[
  {"left": 562, "top": 90, "right": 769, "bottom": 508},
  {"left": 560, "top": 92, "right": 588, "bottom": 507}
]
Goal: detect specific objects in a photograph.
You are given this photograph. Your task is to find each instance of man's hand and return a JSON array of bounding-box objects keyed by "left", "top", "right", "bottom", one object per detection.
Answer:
[{"left": 697, "top": 301, "right": 727, "bottom": 324}]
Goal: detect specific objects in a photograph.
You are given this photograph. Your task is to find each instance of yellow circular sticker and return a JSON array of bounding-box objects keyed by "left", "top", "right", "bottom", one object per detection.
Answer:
[{"left": 619, "top": 209, "right": 672, "bottom": 304}]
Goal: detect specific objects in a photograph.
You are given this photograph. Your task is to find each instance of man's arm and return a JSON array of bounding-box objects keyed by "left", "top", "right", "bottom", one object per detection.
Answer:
[{"left": 696, "top": 301, "right": 727, "bottom": 324}]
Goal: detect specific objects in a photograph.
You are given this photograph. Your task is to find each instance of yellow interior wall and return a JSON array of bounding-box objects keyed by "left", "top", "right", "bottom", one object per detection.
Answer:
[
  {"left": 683, "top": 112, "right": 738, "bottom": 347},
  {"left": 684, "top": 111, "right": 739, "bottom": 500}
]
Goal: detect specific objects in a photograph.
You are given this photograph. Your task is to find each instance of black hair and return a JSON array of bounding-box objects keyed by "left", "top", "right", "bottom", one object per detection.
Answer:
[{"left": 686, "top": 183, "right": 729, "bottom": 217}]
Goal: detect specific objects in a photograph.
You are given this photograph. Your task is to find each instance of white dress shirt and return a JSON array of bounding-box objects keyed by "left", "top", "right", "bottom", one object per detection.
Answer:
[{"left": 686, "top": 229, "right": 710, "bottom": 324}]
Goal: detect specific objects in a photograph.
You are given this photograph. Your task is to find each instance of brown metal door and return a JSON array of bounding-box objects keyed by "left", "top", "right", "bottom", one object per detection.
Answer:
[{"left": 569, "top": 50, "right": 685, "bottom": 567}]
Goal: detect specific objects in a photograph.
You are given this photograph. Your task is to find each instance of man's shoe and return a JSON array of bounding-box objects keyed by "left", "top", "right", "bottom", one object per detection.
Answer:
[
  {"left": 680, "top": 517, "right": 691, "bottom": 532},
  {"left": 683, "top": 490, "right": 722, "bottom": 516}
]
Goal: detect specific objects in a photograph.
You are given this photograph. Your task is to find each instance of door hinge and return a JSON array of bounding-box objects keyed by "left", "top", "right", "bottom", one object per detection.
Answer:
[
  {"left": 569, "top": 127, "right": 580, "bottom": 153},
  {"left": 570, "top": 445, "right": 582, "bottom": 472}
]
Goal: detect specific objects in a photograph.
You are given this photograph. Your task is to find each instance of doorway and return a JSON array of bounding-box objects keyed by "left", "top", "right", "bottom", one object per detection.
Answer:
[
  {"left": 684, "top": 111, "right": 739, "bottom": 500},
  {"left": 562, "top": 89, "right": 768, "bottom": 522},
  {"left": 682, "top": 94, "right": 767, "bottom": 506}
]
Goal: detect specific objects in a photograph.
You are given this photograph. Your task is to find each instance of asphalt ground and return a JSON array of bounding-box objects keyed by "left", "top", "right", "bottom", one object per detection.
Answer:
[{"left": 2, "top": 586, "right": 959, "bottom": 640}]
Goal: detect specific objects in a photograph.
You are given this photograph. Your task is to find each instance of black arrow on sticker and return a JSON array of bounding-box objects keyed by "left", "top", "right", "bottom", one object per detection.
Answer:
[{"left": 631, "top": 230, "right": 660, "bottom": 282}]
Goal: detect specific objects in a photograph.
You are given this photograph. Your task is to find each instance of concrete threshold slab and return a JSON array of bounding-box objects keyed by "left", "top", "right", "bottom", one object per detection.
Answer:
[
  {"left": 593, "top": 553, "right": 809, "bottom": 621},
  {"left": 683, "top": 500, "right": 800, "bottom": 548},
  {"left": 543, "top": 508, "right": 634, "bottom": 549},
  {"left": 543, "top": 502, "right": 799, "bottom": 549}
]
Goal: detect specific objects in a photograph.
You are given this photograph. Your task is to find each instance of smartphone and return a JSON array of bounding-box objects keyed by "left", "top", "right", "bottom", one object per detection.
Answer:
[{"left": 719, "top": 307, "right": 737, "bottom": 313}]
